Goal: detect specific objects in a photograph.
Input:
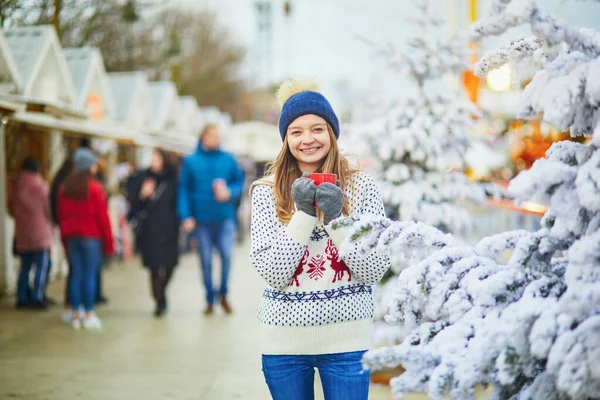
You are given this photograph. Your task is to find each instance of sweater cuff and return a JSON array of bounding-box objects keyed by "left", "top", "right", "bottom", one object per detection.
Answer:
[{"left": 286, "top": 211, "right": 317, "bottom": 244}]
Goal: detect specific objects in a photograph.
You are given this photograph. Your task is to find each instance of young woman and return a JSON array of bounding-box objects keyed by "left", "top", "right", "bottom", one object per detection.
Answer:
[
  {"left": 130, "top": 149, "right": 179, "bottom": 317},
  {"left": 58, "top": 148, "right": 114, "bottom": 330},
  {"left": 250, "top": 79, "right": 391, "bottom": 400}
]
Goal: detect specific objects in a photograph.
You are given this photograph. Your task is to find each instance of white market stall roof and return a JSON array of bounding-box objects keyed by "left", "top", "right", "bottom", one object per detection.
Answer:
[
  {"left": 3, "top": 25, "right": 76, "bottom": 105},
  {"left": 63, "top": 47, "right": 115, "bottom": 118},
  {"left": 198, "top": 106, "right": 231, "bottom": 129},
  {"left": 12, "top": 110, "right": 139, "bottom": 144},
  {"left": 0, "top": 93, "right": 86, "bottom": 118},
  {"left": 0, "top": 98, "right": 23, "bottom": 114},
  {"left": 151, "top": 134, "right": 197, "bottom": 155},
  {"left": 108, "top": 71, "right": 151, "bottom": 130},
  {"left": 177, "top": 95, "right": 202, "bottom": 135},
  {"left": 226, "top": 121, "right": 281, "bottom": 162},
  {"left": 0, "top": 30, "right": 21, "bottom": 94},
  {"left": 148, "top": 81, "right": 178, "bottom": 133}
]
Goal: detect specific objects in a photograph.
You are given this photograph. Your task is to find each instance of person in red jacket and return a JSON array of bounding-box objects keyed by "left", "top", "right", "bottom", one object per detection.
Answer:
[
  {"left": 10, "top": 158, "right": 54, "bottom": 309},
  {"left": 58, "top": 148, "right": 114, "bottom": 330}
]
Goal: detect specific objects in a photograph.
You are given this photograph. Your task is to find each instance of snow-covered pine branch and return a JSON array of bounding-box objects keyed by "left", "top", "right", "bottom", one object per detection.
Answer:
[
  {"left": 470, "top": 0, "right": 600, "bottom": 57},
  {"left": 474, "top": 36, "right": 543, "bottom": 76},
  {"left": 347, "top": 1, "right": 600, "bottom": 398},
  {"left": 333, "top": 216, "right": 451, "bottom": 264},
  {"left": 374, "top": 93, "right": 485, "bottom": 233},
  {"left": 517, "top": 52, "right": 598, "bottom": 136}
]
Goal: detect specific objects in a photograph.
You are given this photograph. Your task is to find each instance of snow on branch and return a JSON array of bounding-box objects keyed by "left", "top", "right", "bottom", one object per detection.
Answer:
[
  {"left": 474, "top": 36, "right": 542, "bottom": 77},
  {"left": 470, "top": 0, "right": 536, "bottom": 42},
  {"left": 474, "top": 230, "right": 530, "bottom": 258},
  {"left": 355, "top": 1, "right": 600, "bottom": 398},
  {"left": 471, "top": 0, "right": 600, "bottom": 57},
  {"left": 334, "top": 216, "right": 451, "bottom": 263}
]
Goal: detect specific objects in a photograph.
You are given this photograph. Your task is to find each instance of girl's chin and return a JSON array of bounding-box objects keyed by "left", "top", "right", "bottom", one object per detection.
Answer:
[{"left": 298, "top": 155, "right": 326, "bottom": 165}]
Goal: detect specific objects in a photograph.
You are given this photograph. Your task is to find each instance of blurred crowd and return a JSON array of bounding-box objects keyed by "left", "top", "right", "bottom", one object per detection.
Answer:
[{"left": 9, "top": 124, "right": 251, "bottom": 329}]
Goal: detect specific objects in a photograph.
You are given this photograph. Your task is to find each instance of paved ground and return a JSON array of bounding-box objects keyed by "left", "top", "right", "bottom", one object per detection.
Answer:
[{"left": 0, "top": 240, "right": 402, "bottom": 400}]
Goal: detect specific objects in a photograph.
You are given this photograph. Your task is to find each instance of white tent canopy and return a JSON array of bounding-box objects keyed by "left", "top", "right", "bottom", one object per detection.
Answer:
[
  {"left": 64, "top": 47, "right": 115, "bottom": 119},
  {"left": 4, "top": 25, "right": 77, "bottom": 105},
  {"left": 225, "top": 121, "right": 281, "bottom": 162},
  {"left": 0, "top": 30, "right": 21, "bottom": 94}
]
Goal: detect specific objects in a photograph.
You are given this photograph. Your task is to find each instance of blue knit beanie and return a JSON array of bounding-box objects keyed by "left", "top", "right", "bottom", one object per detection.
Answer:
[
  {"left": 277, "top": 79, "right": 339, "bottom": 141},
  {"left": 73, "top": 148, "right": 97, "bottom": 172}
]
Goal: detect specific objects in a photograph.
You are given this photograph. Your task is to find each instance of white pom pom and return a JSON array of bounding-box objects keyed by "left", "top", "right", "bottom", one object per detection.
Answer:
[{"left": 275, "top": 78, "right": 320, "bottom": 109}]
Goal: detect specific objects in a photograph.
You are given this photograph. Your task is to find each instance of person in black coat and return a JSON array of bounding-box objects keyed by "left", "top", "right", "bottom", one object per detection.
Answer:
[{"left": 131, "top": 149, "right": 179, "bottom": 317}]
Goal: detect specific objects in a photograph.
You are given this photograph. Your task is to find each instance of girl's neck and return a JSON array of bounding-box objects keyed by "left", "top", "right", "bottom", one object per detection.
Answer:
[{"left": 297, "top": 161, "right": 322, "bottom": 174}]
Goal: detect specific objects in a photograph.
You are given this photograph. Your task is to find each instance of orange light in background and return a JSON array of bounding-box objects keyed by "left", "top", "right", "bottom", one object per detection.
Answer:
[
  {"left": 469, "top": 0, "right": 478, "bottom": 24},
  {"left": 87, "top": 94, "right": 104, "bottom": 121},
  {"left": 463, "top": 0, "right": 481, "bottom": 105},
  {"left": 462, "top": 69, "right": 481, "bottom": 104},
  {"left": 521, "top": 201, "right": 547, "bottom": 215}
]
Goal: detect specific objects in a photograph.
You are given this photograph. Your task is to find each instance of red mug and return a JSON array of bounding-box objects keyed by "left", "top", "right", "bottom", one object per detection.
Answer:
[
  {"left": 309, "top": 173, "right": 337, "bottom": 207},
  {"left": 309, "top": 173, "right": 337, "bottom": 186}
]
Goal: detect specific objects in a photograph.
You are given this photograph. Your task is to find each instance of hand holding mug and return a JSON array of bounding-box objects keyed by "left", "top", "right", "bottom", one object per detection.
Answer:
[{"left": 291, "top": 172, "right": 317, "bottom": 217}]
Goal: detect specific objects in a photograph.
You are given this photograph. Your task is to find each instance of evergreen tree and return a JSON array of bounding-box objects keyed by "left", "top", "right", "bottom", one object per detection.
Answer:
[
  {"left": 346, "top": 0, "right": 488, "bottom": 347},
  {"left": 356, "top": 0, "right": 484, "bottom": 233},
  {"left": 336, "top": 1, "right": 600, "bottom": 398}
]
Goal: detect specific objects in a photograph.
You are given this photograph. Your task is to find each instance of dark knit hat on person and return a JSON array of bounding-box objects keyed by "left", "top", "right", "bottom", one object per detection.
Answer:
[
  {"left": 276, "top": 79, "right": 340, "bottom": 141},
  {"left": 21, "top": 157, "right": 40, "bottom": 173},
  {"left": 73, "top": 148, "right": 97, "bottom": 172}
]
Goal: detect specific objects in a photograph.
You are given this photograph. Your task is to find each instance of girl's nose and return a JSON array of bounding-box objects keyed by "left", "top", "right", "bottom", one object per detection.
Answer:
[{"left": 301, "top": 132, "right": 315, "bottom": 143}]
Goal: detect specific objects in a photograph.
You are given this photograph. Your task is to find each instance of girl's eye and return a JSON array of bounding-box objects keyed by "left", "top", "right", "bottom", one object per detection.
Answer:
[
  {"left": 291, "top": 130, "right": 301, "bottom": 135},
  {"left": 314, "top": 127, "right": 323, "bottom": 132}
]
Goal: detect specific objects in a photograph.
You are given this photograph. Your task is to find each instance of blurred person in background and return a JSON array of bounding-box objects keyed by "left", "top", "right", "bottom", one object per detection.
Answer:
[
  {"left": 131, "top": 149, "right": 179, "bottom": 317},
  {"left": 77, "top": 137, "right": 110, "bottom": 304},
  {"left": 125, "top": 161, "right": 145, "bottom": 254},
  {"left": 178, "top": 124, "right": 245, "bottom": 315},
  {"left": 10, "top": 158, "right": 53, "bottom": 310},
  {"left": 93, "top": 156, "right": 110, "bottom": 305},
  {"left": 58, "top": 148, "right": 114, "bottom": 330},
  {"left": 52, "top": 144, "right": 110, "bottom": 307},
  {"left": 50, "top": 155, "right": 75, "bottom": 316}
]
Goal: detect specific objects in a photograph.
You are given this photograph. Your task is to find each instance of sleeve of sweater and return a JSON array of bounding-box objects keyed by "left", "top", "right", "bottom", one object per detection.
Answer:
[
  {"left": 250, "top": 184, "right": 317, "bottom": 289},
  {"left": 324, "top": 173, "right": 391, "bottom": 285}
]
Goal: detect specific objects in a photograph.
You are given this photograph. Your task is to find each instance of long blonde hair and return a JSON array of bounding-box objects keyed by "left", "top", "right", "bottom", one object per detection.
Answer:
[{"left": 265, "top": 125, "right": 358, "bottom": 223}]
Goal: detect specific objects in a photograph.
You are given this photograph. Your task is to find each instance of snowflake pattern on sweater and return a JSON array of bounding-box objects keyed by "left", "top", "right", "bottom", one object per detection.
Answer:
[{"left": 251, "top": 172, "right": 391, "bottom": 328}]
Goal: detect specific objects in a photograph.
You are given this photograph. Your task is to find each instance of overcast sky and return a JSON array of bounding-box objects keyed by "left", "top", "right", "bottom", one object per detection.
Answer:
[{"left": 173, "top": 0, "right": 600, "bottom": 113}]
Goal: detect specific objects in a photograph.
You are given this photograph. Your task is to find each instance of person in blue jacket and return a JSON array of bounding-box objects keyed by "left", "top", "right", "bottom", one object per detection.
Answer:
[{"left": 178, "top": 123, "right": 245, "bottom": 315}]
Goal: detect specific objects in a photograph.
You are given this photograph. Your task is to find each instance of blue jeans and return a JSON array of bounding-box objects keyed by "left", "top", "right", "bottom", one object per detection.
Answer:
[
  {"left": 195, "top": 220, "right": 235, "bottom": 305},
  {"left": 262, "top": 351, "right": 370, "bottom": 400},
  {"left": 17, "top": 250, "right": 50, "bottom": 304},
  {"left": 67, "top": 238, "right": 101, "bottom": 312}
]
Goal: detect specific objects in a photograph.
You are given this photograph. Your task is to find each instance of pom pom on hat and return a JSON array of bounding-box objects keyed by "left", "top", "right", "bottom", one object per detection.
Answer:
[
  {"left": 276, "top": 78, "right": 340, "bottom": 141},
  {"left": 276, "top": 78, "right": 320, "bottom": 109}
]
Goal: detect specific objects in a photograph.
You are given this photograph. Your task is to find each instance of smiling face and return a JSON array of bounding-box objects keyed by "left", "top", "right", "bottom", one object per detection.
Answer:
[{"left": 286, "top": 114, "right": 332, "bottom": 173}]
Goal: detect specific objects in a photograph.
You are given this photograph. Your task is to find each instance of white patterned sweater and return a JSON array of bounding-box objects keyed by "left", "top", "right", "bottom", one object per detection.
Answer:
[{"left": 250, "top": 172, "right": 391, "bottom": 355}]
